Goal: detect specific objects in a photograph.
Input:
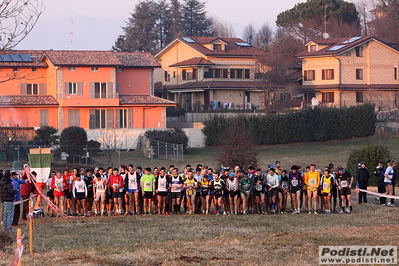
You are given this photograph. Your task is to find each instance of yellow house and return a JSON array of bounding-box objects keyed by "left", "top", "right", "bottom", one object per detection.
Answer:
[
  {"left": 154, "top": 37, "right": 266, "bottom": 111},
  {"left": 297, "top": 36, "right": 399, "bottom": 110}
]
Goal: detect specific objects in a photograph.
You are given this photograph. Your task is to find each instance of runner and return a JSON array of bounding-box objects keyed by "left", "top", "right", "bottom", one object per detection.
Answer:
[
  {"left": 169, "top": 167, "right": 183, "bottom": 214},
  {"left": 92, "top": 172, "right": 106, "bottom": 216},
  {"left": 239, "top": 173, "right": 253, "bottom": 215},
  {"left": 155, "top": 167, "right": 169, "bottom": 215},
  {"left": 305, "top": 164, "right": 320, "bottom": 214},
  {"left": 72, "top": 173, "right": 87, "bottom": 216},
  {"left": 51, "top": 170, "right": 68, "bottom": 214},
  {"left": 384, "top": 160, "right": 395, "bottom": 206},
  {"left": 320, "top": 168, "right": 334, "bottom": 214},
  {"left": 226, "top": 172, "right": 239, "bottom": 215},
  {"left": 124, "top": 164, "right": 140, "bottom": 215},
  {"left": 46, "top": 171, "right": 55, "bottom": 217},
  {"left": 141, "top": 167, "right": 156, "bottom": 215},
  {"left": 84, "top": 169, "right": 94, "bottom": 216},
  {"left": 199, "top": 174, "right": 211, "bottom": 214},
  {"left": 289, "top": 165, "right": 302, "bottom": 214},
  {"left": 184, "top": 169, "right": 198, "bottom": 214},
  {"left": 211, "top": 171, "right": 225, "bottom": 215},
  {"left": 63, "top": 168, "right": 73, "bottom": 215},
  {"left": 194, "top": 167, "right": 203, "bottom": 214},
  {"left": 108, "top": 168, "right": 124, "bottom": 215},
  {"left": 253, "top": 168, "right": 266, "bottom": 214},
  {"left": 267, "top": 168, "right": 279, "bottom": 214},
  {"left": 221, "top": 168, "right": 230, "bottom": 215},
  {"left": 335, "top": 166, "right": 353, "bottom": 213},
  {"left": 329, "top": 163, "right": 338, "bottom": 212},
  {"left": 278, "top": 170, "right": 289, "bottom": 214}
]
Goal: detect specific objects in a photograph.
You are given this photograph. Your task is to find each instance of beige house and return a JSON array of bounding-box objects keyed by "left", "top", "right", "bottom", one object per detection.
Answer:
[
  {"left": 297, "top": 36, "right": 399, "bottom": 110},
  {"left": 154, "top": 37, "right": 268, "bottom": 111}
]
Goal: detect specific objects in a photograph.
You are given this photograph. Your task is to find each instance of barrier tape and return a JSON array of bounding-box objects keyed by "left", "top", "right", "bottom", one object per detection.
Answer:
[
  {"left": 13, "top": 194, "right": 38, "bottom": 206},
  {"left": 9, "top": 244, "right": 23, "bottom": 266},
  {"left": 358, "top": 188, "right": 399, "bottom": 199}
]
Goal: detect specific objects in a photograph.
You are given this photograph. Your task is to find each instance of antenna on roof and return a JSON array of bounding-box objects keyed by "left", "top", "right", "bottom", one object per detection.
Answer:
[
  {"left": 70, "top": 21, "right": 74, "bottom": 50},
  {"left": 323, "top": 4, "right": 329, "bottom": 39}
]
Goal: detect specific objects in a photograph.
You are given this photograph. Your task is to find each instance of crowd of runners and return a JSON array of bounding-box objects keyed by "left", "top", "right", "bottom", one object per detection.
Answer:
[{"left": 1, "top": 159, "right": 397, "bottom": 230}]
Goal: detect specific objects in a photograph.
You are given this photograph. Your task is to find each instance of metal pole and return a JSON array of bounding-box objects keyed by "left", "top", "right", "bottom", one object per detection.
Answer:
[
  {"left": 176, "top": 144, "right": 179, "bottom": 162},
  {"left": 181, "top": 144, "right": 184, "bottom": 162},
  {"left": 17, "top": 144, "right": 20, "bottom": 161},
  {"left": 86, "top": 145, "right": 88, "bottom": 165},
  {"left": 165, "top": 143, "right": 168, "bottom": 159},
  {"left": 151, "top": 146, "right": 153, "bottom": 164},
  {"left": 118, "top": 149, "right": 121, "bottom": 166},
  {"left": 158, "top": 141, "right": 160, "bottom": 159}
]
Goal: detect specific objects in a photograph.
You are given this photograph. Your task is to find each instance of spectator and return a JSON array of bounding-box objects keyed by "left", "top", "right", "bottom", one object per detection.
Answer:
[
  {"left": 20, "top": 171, "right": 38, "bottom": 220},
  {"left": 11, "top": 171, "right": 25, "bottom": 227},
  {"left": 356, "top": 161, "right": 370, "bottom": 204},
  {"left": 1, "top": 170, "right": 17, "bottom": 231},
  {"left": 374, "top": 162, "right": 386, "bottom": 205}
]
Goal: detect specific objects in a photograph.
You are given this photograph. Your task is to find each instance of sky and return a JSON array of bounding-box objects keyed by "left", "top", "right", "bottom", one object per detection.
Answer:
[{"left": 16, "top": 0, "right": 304, "bottom": 51}]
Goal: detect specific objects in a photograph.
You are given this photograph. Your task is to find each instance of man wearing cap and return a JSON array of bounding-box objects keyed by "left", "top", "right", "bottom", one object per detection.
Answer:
[{"left": 356, "top": 161, "right": 370, "bottom": 204}]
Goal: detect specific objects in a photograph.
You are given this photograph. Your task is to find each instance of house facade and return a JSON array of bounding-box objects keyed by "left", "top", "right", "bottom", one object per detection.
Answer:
[
  {"left": 154, "top": 37, "right": 268, "bottom": 111},
  {"left": 297, "top": 36, "right": 399, "bottom": 109},
  {"left": 0, "top": 50, "right": 175, "bottom": 133}
]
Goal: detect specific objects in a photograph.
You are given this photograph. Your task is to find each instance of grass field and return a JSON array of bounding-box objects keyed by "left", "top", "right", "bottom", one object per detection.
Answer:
[{"left": 0, "top": 201, "right": 398, "bottom": 266}]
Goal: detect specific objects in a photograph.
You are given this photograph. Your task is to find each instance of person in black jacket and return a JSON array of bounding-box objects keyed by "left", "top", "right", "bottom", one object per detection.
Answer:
[
  {"left": 356, "top": 161, "right": 370, "bottom": 203},
  {"left": 374, "top": 162, "right": 386, "bottom": 205},
  {"left": 1, "top": 170, "right": 17, "bottom": 231}
]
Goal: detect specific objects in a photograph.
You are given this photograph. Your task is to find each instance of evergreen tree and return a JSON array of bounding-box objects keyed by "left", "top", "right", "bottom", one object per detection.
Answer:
[
  {"left": 170, "top": 0, "right": 183, "bottom": 38},
  {"left": 155, "top": 0, "right": 173, "bottom": 50},
  {"left": 182, "top": 0, "right": 213, "bottom": 36}
]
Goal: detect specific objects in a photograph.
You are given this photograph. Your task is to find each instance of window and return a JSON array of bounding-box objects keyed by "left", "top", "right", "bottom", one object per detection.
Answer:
[
  {"left": 119, "top": 109, "right": 127, "bottom": 128},
  {"left": 68, "top": 66, "right": 76, "bottom": 71},
  {"left": 182, "top": 69, "right": 186, "bottom": 80},
  {"left": 183, "top": 69, "right": 197, "bottom": 80},
  {"left": 164, "top": 71, "right": 170, "bottom": 82},
  {"left": 68, "top": 82, "right": 77, "bottom": 95},
  {"left": 214, "top": 69, "right": 222, "bottom": 78},
  {"left": 310, "top": 45, "right": 316, "bottom": 51},
  {"left": 213, "top": 44, "right": 221, "bottom": 50},
  {"left": 94, "top": 82, "right": 107, "bottom": 98},
  {"left": 13, "top": 67, "right": 18, "bottom": 72},
  {"left": 91, "top": 67, "right": 99, "bottom": 71},
  {"left": 395, "top": 67, "right": 397, "bottom": 80},
  {"left": 322, "top": 69, "right": 334, "bottom": 80},
  {"left": 89, "top": 109, "right": 106, "bottom": 129},
  {"left": 68, "top": 109, "right": 80, "bottom": 127},
  {"left": 117, "top": 67, "right": 123, "bottom": 73},
  {"left": 356, "top": 46, "right": 363, "bottom": 57},
  {"left": 173, "top": 71, "right": 176, "bottom": 78},
  {"left": 230, "top": 69, "right": 244, "bottom": 79},
  {"left": 223, "top": 69, "right": 228, "bottom": 78},
  {"left": 32, "top": 68, "right": 37, "bottom": 72},
  {"left": 304, "top": 70, "right": 315, "bottom": 81},
  {"left": 40, "top": 109, "right": 48, "bottom": 127},
  {"left": 322, "top": 92, "right": 334, "bottom": 103},
  {"left": 356, "top": 69, "right": 363, "bottom": 80},
  {"left": 245, "top": 69, "right": 250, "bottom": 79},
  {"left": 27, "top": 84, "right": 39, "bottom": 95},
  {"left": 356, "top": 91, "right": 364, "bottom": 103},
  {"left": 244, "top": 91, "right": 250, "bottom": 103}
]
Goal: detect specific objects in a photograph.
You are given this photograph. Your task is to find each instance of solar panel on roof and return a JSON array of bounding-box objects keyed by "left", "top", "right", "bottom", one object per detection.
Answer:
[
  {"left": 327, "top": 45, "right": 346, "bottom": 51},
  {"left": 0, "top": 54, "right": 12, "bottom": 61},
  {"left": 182, "top": 37, "right": 195, "bottom": 43},
  {"left": 342, "top": 36, "right": 362, "bottom": 44},
  {"left": 20, "top": 54, "right": 33, "bottom": 62},
  {"left": 0, "top": 53, "right": 33, "bottom": 62},
  {"left": 10, "top": 54, "right": 22, "bottom": 62},
  {"left": 235, "top": 42, "right": 251, "bottom": 47}
]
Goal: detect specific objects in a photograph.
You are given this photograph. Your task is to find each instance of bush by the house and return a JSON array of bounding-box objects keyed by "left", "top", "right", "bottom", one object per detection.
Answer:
[
  {"left": 60, "top": 126, "right": 88, "bottom": 157},
  {"left": 145, "top": 128, "right": 189, "bottom": 153},
  {"left": 347, "top": 144, "right": 392, "bottom": 186},
  {"left": 203, "top": 104, "right": 376, "bottom": 146},
  {"left": 87, "top": 140, "right": 101, "bottom": 155}
]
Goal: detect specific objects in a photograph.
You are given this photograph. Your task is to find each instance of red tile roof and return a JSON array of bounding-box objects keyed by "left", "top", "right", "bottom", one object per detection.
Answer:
[
  {"left": 115, "top": 52, "right": 160, "bottom": 68},
  {"left": 297, "top": 36, "right": 399, "bottom": 57},
  {"left": 45, "top": 50, "right": 122, "bottom": 66},
  {"left": 0, "top": 95, "right": 58, "bottom": 105},
  {"left": 170, "top": 57, "right": 214, "bottom": 67},
  {"left": 119, "top": 95, "right": 176, "bottom": 105},
  {"left": 0, "top": 50, "right": 47, "bottom": 68}
]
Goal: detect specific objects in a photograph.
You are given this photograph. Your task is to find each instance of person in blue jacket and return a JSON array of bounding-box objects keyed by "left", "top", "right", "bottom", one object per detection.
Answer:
[{"left": 11, "top": 171, "right": 25, "bottom": 227}]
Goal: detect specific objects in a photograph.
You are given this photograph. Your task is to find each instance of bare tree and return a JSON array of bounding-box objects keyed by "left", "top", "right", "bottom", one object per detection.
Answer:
[
  {"left": 354, "top": 0, "right": 374, "bottom": 35},
  {"left": 0, "top": 126, "right": 25, "bottom": 162},
  {"left": 0, "top": 0, "right": 45, "bottom": 51},
  {"left": 211, "top": 17, "right": 236, "bottom": 38},
  {"left": 96, "top": 129, "right": 127, "bottom": 165},
  {"left": 242, "top": 23, "right": 256, "bottom": 45},
  {"left": 254, "top": 23, "right": 273, "bottom": 51}
]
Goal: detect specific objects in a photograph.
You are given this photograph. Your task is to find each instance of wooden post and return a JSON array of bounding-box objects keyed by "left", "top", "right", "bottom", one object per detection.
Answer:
[
  {"left": 29, "top": 199, "right": 33, "bottom": 255},
  {"left": 17, "top": 228, "right": 21, "bottom": 266}
]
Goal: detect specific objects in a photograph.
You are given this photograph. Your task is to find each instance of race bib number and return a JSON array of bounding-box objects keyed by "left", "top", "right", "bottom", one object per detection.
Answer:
[
  {"left": 341, "top": 180, "right": 348, "bottom": 188},
  {"left": 96, "top": 183, "right": 104, "bottom": 191},
  {"left": 323, "top": 182, "right": 329, "bottom": 190},
  {"left": 77, "top": 184, "right": 85, "bottom": 193},
  {"left": 309, "top": 179, "right": 316, "bottom": 186},
  {"left": 145, "top": 181, "right": 152, "bottom": 189},
  {"left": 129, "top": 178, "right": 138, "bottom": 190},
  {"left": 282, "top": 181, "right": 288, "bottom": 189},
  {"left": 244, "top": 184, "right": 250, "bottom": 190},
  {"left": 158, "top": 181, "right": 167, "bottom": 192},
  {"left": 256, "top": 184, "right": 262, "bottom": 191},
  {"left": 291, "top": 179, "right": 298, "bottom": 187},
  {"left": 113, "top": 183, "right": 119, "bottom": 190}
]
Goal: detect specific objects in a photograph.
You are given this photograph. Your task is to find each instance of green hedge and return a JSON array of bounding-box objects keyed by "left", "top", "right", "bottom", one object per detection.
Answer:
[
  {"left": 202, "top": 104, "right": 376, "bottom": 146},
  {"left": 145, "top": 128, "right": 189, "bottom": 153}
]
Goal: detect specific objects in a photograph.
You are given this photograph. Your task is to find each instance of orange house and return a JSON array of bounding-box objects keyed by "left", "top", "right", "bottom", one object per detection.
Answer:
[{"left": 0, "top": 50, "right": 175, "bottom": 135}]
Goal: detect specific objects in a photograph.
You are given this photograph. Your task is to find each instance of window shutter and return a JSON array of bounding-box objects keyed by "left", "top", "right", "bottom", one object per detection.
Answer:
[
  {"left": 39, "top": 83, "right": 46, "bottom": 95},
  {"left": 231, "top": 69, "right": 235, "bottom": 78},
  {"left": 331, "top": 92, "right": 335, "bottom": 102},
  {"left": 89, "top": 110, "right": 95, "bottom": 129},
  {"left": 20, "top": 83, "right": 27, "bottom": 95},
  {"left": 331, "top": 69, "right": 334, "bottom": 80},
  {"left": 322, "top": 70, "right": 325, "bottom": 80},
  {"left": 40, "top": 109, "right": 49, "bottom": 126},
  {"left": 68, "top": 109, "right": 73, "bottom": 127},
  {"left": 193, "top": 69, "right": 197, "bottom": 80},
  {"left": 164, "top": 71, "right": 168, "bottom": 82},
  {"left": 107, "top": 109, "right": 114, "bottom": 128},
  {"left": 116, "top": 83, "right": 120, "bottom": 94},
  {"left": 115, "top": 109, "right": 120, "bottom": 128},
  {"left": 65, "top": 82, "right": 69, "bottom": 95},
  {"left": 304, "top": 71, "right": 308, "bottom": 81},
  {"left": 77, "top": 82, "right": 83, "bottom": 95},
  {"left": 90, "top": 82, "right": 95, "bottom": 98},
  {"left": 182, "top": 70, "right": 186, "bottom": 80},
  {"left": 245, "top": 69, "right": 250, "bottom": 79},
  {"left": 322, "top": 92, "right": 326, "bottom": 102},
  {"left": 223, "top": 69, "right": 228, "bottom": 78},
  {"left": 128, "top": 109, "right": 133, "bottom": 128},
  {"left": 107, "top": 82, "right": 113, "bottom": 98}
]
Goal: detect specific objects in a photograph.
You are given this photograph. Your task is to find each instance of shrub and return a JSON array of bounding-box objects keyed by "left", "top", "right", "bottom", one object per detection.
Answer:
[
  {"left": 59, "top": 126, "right": 87, "bottom": 156},
  {"left": 32, "top": 126, "right": 59, "bottom": 146},
  {"left": 202, "top": 104, "right": 376, "bottom": 146},
  {"left": 145, "top": 128, "right": 189, "bottom": 153},
  {"left": 347, "top": 144, "right": 392, "bottom": 186},
  {"left": 87, "top": 140, "right": 101, "bottom": 155}
]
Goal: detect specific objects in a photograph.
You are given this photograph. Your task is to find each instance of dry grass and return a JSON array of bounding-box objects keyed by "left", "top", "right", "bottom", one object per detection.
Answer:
[{"left": 0, "top": 202, "right": 398, "bottom": 266}]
